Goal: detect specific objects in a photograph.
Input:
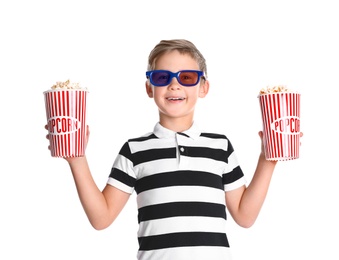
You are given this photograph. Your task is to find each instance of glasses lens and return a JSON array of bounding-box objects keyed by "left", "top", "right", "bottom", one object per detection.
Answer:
[
  {"left": 151, "top": 71, "right": 171, "bottom": 86},
  {"left": 178, "top": 71, "right": 199, "bottom": 86}
]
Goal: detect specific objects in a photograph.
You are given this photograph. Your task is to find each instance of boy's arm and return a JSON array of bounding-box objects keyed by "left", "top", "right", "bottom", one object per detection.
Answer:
[
  {"left": 45, "top": 125, "right": 129, "bottom": 229},
  {"left": 225, "top": 131, "right": 277, "bottom": 228},
  {"left": 225, "top": 155, "right": 276, "bottom": 228},
  {"left": 67, "top": 156, "right": 130, "bottom": 230}
]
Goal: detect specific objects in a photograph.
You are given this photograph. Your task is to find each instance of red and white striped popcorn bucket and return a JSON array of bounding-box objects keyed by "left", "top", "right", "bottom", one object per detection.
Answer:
[
  {"left": 258, "top": 92, "right": 301, "bottom": 161},
  {"left": 44, "top": 89, "right": 88, "bottom": 157}
]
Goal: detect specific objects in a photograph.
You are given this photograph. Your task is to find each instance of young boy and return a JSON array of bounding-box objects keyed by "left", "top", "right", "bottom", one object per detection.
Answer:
[{"left": 48, "top": 39, "right": 280, "bottom": 259}]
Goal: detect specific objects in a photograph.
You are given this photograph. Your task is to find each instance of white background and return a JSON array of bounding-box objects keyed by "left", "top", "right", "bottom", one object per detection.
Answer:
[{"left": 1, "top": 0, "right": 338, "bottom": 259}]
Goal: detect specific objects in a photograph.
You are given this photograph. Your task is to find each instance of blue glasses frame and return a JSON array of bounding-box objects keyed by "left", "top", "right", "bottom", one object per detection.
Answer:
[{"left": 146, "top": 70, "right": 204, "bottom": 87}]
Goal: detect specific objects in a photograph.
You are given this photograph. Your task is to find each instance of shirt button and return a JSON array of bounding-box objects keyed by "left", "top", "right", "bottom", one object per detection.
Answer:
[{"left": 180, "top": 147, "right": 185, "bottom": 153}]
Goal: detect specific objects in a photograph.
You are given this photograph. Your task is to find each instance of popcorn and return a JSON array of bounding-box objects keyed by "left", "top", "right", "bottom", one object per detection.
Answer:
[
  {"left": 51, "top": 79, "right": 86, "bottom": 90},
  {"left": 258, "top": 85, "right": 301, "bottom": 161},
  {"left": 259, "top": 85, "right": 293, "bottom": 95},
  {"left": 44, "top": 80, "right": 88, "bottom": 157}
]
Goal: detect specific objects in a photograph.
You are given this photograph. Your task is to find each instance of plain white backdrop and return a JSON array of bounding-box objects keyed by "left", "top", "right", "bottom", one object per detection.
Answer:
[{"left": 1, "top": 0, "right": 338, "bottom": 259}]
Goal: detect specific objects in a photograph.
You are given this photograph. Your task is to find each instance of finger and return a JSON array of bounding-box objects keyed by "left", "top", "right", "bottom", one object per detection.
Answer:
[{"left": 258, "top": 131, "right": 263, "bottom": 139}]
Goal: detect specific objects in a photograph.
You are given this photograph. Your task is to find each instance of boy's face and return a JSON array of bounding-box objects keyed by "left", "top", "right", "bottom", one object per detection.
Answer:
[{"left": 146, "top": 50, "right": 209, "bottom": 125}]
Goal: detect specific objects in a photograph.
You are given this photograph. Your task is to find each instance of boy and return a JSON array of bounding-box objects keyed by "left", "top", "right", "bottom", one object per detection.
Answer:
[{"left": 48, "top": 39, "right": 280, "bottom": 259}]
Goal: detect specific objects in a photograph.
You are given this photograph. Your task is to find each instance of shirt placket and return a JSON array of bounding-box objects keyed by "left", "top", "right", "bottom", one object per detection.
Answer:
[{"left": 175, "top": 133, "right": 190, "bottom": 169}]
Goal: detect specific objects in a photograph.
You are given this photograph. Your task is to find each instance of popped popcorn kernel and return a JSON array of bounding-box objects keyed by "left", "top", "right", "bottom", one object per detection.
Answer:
[
  {"left": 259, "top": 85, "right": 296, "bottom": 95},
  {"left": 51, "top": 79, "right": 86, "bottom": 90}
]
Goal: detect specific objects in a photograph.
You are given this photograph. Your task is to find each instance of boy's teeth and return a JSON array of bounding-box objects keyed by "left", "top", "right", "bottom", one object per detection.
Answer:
[{"left": 168, "top": 97, "right": 183, "bottom": 100}]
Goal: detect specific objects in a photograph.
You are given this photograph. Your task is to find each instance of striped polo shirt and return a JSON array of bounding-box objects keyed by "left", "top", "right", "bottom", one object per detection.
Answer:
[{"left": 107, "top": 122, "right": 246, "bottom": 260}]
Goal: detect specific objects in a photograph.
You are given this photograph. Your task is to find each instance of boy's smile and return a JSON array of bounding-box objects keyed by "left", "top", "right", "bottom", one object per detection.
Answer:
[{"left": 166, "top": 96, "right": 185, "bottom": 102}]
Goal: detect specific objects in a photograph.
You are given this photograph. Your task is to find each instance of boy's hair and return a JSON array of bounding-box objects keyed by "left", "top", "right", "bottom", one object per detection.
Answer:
[{"left": 147, "top": 39, "right": 208, "bottom": 78}]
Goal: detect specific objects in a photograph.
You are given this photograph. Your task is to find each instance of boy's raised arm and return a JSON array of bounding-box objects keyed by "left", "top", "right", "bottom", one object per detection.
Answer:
[
  {"left": 225, "top": 132, "right": 277, "bottom": 228},
  {"left": 67, "top": 156, "right": 130, "bottom": 230}
]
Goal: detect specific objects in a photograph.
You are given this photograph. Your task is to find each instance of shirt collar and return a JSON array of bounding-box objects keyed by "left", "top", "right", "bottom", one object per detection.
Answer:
[{"left": 153, "top": 122, "right": 201, "bottom": 140}]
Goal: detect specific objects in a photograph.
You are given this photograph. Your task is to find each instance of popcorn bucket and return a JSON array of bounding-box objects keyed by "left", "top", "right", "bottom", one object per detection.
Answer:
[
  {"left": 44, "top": 89, "right": 88, "bottom": 157},
  {"left": 258, "top": 92, "right": 301, "bottom": 161}
]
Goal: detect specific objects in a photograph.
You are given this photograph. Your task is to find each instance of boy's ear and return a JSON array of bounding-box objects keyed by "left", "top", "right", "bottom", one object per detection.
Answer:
[
  {"left": 145, "top": 81, "right": 153, "bottom": 98},
  {"left": 199, "top": 80, "right": 210, "bottom": 98}
]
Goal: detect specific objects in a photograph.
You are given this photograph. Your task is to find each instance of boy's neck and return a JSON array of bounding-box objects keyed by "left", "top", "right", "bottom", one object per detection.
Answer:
[{"left": 159, "top": 116, "right": 194, "bottom": 133}]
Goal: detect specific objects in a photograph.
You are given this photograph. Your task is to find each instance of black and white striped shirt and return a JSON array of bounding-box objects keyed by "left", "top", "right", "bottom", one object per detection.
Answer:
[{"left": 108, "top": 122, "right": 246, "bottom": 259}]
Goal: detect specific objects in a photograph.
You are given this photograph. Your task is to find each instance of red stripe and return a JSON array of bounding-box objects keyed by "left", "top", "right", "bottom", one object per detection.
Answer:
[
  {"left": 53, "top": 91, "right": 57, "bottom": 118},
  {"left": 79, "top": 91, "right": 82, "bottom": 156},
  {"left": 82, "top": 90, "right": 86, "bottom": 155},
  {"left": 269, "top": 95, "right": 276, "bottom": 158}
]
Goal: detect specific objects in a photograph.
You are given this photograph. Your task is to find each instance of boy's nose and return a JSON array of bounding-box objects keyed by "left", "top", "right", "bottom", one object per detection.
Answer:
[{"left": 168, "top": 77, "right": 181, "bottom": 89}]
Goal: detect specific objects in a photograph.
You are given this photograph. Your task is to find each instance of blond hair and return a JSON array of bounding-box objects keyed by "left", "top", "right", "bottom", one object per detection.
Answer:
[{"left": 147, "top": 39, "right": 208, "bottom": 78}]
